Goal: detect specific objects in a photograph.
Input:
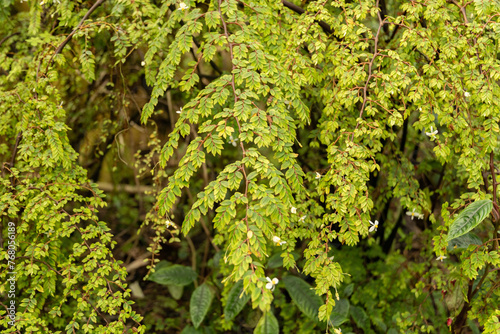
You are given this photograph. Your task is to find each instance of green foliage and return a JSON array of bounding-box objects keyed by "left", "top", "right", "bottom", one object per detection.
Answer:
[
  {"left": 447, "top": 200, "right": 493, "bottom": 241},
  {"left": 223, "top": 280, "right": 250, "bottom": 322},
  {"left": 190, "top": 283, "right": 214, "bottom": 328},
  {"left": 254, "top": 311, "right": 279, "bottom": 334},
  {"left": 282, "top": 276, "right": 322, "bottom": 322},
  {"left": 148, "top": 262, "right": 198, "bottom": 286},
  {"left": 1, "top": 0, "right": 500, "bottom": 333}
]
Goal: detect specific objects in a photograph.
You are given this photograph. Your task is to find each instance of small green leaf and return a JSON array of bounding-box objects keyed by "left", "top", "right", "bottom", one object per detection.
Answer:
[
  {"left": 447, "top": 232, "right": 482, "bottom": 251},
  {"left": 190, "top": 283, "right": 214, "bottom": 328},
  {"left": 148, "top": 264, "right": 197, "bottom": 286},
  {"left": 282, "top": 276, "right": 322, "bottom": 321},
  {"left": 328, "top": 299, "right": 350, "bottom": 327},
  {"left": 254, "top": 311, "right": 279, "bottom": 334},
  {"left": 224, "top": 280, "right": 250, "bottom": 321},
  {"left": 447, "top": 200, "right": 492, "bottom": 241}
]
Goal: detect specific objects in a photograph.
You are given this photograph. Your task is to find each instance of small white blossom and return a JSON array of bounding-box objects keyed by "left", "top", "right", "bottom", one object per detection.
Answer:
[
  {"left": 178, "top": 2, "right": 189, "bottom": 11},
  {"left": 436, "top": 255, "right": 447, "bottom": 262},
  {"left": 369, "top": 220, "right": 379, "bottom": 233},
  {"left": 165, "top": 220, "right": 176, "bottom": 229},
  {"left": 44, "top": 229, "right": 55, "bottom": 237},
  {"left": 425, "top": 126, "right": 439, "bottom": 141},
  {"left": 329, "top": 255, "right": 334, "bottom": 261},
  {"left": 291, "top": 206, "right": 297, "bottom": 214},
  {"left": 229, "top": 135, "right": 238, "bottom": 147},
  {"left": 141, "top": 61, "right": 145, "bottom": 66},
  {"left": 272, "top": 236, "right": 286, "bottom": 246},
  {"left": 464, "top": 91, "right": 470, "bottom": 98},
  {"left": 406, "top": 209, "right": 423, "bottom": 220},
  {"left": 265, "top": 277, "right": 279, "bottom": 291},
  {"left": 315, "top": 172, "right": 322, "bottom": 180},
  {"left": 299, "top": 215, "right": 306, "bottom": 222},
  {"left": 334, "top": 329, "right": 342, "bottom": 334},
  {"left": 176, "top": 107, "right": 182, "bottom": 114}
]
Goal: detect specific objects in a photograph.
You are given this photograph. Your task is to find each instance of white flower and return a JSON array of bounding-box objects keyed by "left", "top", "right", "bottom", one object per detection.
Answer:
[
  {"left": 178, "top": 2, "right": 188, "bottom": 11},
  {"left": 315, "top": 172, "right": 322, "bottom": 180},
  {"left": 165, "top": 220, "right": 176, "bottom": 229},
  {"left": 464, "top": 91, "right": 470, "bottom": 98},
  {"left": 406, "top": 209, "right": 423, "bottom": 220},
  {"left": 329, "top": 255, "right": 334, "bottom": 261},
  {"left": 369, "top": 220, "right": 379, "bottom": 232},
  {"left": 176, "top": 107, "right": 182, "bottom": 114},
  {"left": 229, "top": 135, "right": 238, "bottom": 147},
  {"left": 291, "top": 206, "right": 297, "bottom": 214},
  {"left": 299, "top": 215, "right": 306, "bottom": 222},
  {"left": 425, "top": 126, "right": 438, "bottom": 141},
  {"left": 141, "top": 61, "right": 145, "bottom": 66},
  {"left": 265, "top": 277, "right": 279, "bottom": 291},
  {"left": 44, "top": 229, "right": 54, "bottom": 237},
  {"left": 272, "top": 236, "right": 286, "bottom": 246},
  {"left": 436, "top": 255, "right": 447, "bottom": 262},
  {"left": 334, "top": 329, "right": 342, "bottom": 334}
]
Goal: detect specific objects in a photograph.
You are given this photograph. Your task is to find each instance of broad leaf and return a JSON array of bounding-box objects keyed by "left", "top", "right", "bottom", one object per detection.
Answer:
[
  {"left": 328, "top": 299, "right": 350, "bottom": 327},
  {"left": 148, "top": 264, "right": 197, "bottom": 286},
  {"left": 224, "top": 280, "right": 250, "bottom": 321},
  {"left": 282, "top": 276, "right": 322, "bottom": 321},
  {"left": 350, "top": 305, "right": 369, "bottom": 331},
  {"left": 190, "top": 283, "right": 214, "bottom": 328},
  {"left": 254, "top": 311, "right": 279, "bottom": 334},
  {"left": 447, "top": 232, "right": 482, "bottom": 251},
  {"left": 447, "top": 200, "right": 492, "bottom": 241}
]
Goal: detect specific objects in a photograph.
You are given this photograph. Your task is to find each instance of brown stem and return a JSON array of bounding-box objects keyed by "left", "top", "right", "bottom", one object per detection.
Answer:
[
  {"left": 46, "top": 0, "right": 106, "bottom": 71},
  {"left": 281, "top": 0, "right": 333, "bottom": 35}
]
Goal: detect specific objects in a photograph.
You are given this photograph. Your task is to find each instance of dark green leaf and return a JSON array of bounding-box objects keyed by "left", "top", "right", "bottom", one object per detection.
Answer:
[
  {"left": 447, "top": 232, "right": 482, "bottom": 251},
  {"left": 254, "top": 311, "right": 279, "bottom": 334},
  {"left": 447, "top": 200, "right": 492, "bottom": 241},
  {"left": 148, "top": 264, "right": 197, "bottom": 286},
  {"left": 328, "top": 299, "right": 350, "bottom": 327},
  {"left": 168, "top": 284, "right": 184, "bottom": 300},
  {"left": 224, "top": 280, "right": 250, "bottom": 321},
  {"left": 180, "top": 325, "right": 203, "bottom": 334},
  {"left": 190, "top": 283, "right": 214, "bottom": 328},
  {"left": 282, "top": 276, "right": 322, "bottom": 321}
]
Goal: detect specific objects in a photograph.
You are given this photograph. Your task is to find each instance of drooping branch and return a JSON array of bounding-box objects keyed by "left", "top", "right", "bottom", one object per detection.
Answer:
[
  {"left": 282, "top": 0, "right": 333, "bottom": 35},
  {"left": 46, "top": 0, "right": 107, "bottom": 71}
]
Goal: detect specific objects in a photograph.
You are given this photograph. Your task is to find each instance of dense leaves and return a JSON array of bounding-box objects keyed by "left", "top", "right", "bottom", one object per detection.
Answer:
[{"left": 1, "top": 0, "right": 500, "bottom": 333}]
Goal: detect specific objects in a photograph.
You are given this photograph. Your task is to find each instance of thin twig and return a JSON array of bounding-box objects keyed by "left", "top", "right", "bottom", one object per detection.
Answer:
[{"left": 46, "top": 0, "right": 106, "bottom": 71}]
